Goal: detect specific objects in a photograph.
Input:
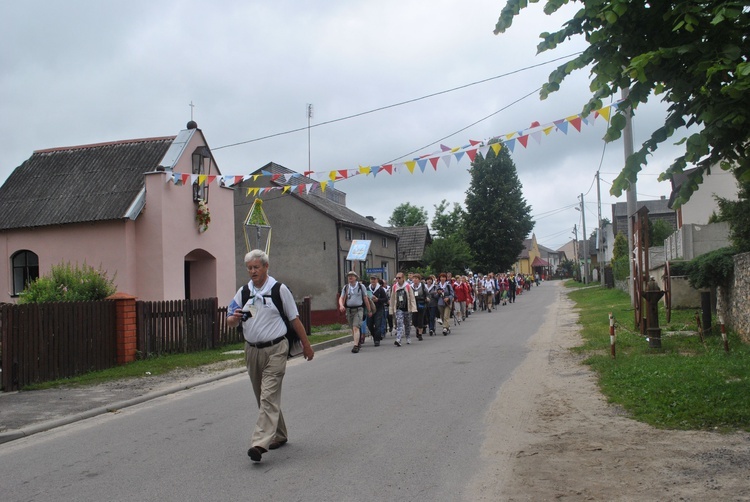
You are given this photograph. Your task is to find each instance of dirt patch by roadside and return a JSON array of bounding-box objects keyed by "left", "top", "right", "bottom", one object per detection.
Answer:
[{"left": 468, "top": 283, "right": 750, "bottom": 501}]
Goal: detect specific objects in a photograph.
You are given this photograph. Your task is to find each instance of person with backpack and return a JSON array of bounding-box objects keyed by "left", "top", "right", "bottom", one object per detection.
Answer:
[
  {"left": 389, "top": 272, "right": 417, "bottom": 346},
  {"left": 227, "top": 249, "right": 314, "bottom": 463},
  {"left": 433, "top": 272, "right": 454, "bottom": 335},
  {"left": 367, "top": 275, "right": 388, "bottom": 346},
  {"left": 411, "top": 273, "right": 428, "bottom": 341},
  {"left": 338, "top": 270, "right": 373, "bottom": 353}
]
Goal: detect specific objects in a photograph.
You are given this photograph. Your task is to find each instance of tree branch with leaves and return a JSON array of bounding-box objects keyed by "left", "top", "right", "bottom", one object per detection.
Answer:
[{"left": 494, "top": 0, "right": 750, "bottom": 207}]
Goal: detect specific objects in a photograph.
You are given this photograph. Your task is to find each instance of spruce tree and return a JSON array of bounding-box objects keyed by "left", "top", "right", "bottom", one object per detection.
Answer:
[{"left": 464, "top": 146, "right": 534, "bottom": 272}]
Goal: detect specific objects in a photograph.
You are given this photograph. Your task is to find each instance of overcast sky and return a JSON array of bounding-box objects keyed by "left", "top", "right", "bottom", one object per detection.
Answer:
[{"left": 2, "top": 0, "right": 681, "bottom": 251}]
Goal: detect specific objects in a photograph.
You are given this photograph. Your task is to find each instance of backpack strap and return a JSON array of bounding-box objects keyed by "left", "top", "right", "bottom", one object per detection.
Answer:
[
  {"left": 238, "top": 284, "right": 251, "bottom": 335},
  {"left": 265, "top": 282, "right": 300, "bottom": 357},
  {"left": 268, "top": 282, "right": 288, "bottom": 324}
]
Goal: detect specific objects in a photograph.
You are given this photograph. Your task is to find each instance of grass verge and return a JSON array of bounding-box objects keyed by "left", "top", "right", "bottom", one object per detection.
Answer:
[
  {"left": 567, "top": 284, "right": 750, "bottom": 431},
  {"left": 22, "top": 324, "right": 349, "bottom": 391}
]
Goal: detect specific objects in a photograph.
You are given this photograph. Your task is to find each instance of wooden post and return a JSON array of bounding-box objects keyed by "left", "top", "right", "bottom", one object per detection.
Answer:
[
  {"left": 609, "top": 312, "right": 616, "bottom": 359},
  {"left": 718, "top": 313, "right": 730, "bottom": 353}
]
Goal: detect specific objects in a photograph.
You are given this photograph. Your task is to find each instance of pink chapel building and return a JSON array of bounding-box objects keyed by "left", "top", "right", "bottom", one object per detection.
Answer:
[{"left": 0, "top": 121, "right": 236, "bottom": 304}]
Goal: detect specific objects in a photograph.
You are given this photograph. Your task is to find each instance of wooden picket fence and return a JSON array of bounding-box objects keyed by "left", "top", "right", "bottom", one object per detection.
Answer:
[
  {"left": 0, "top": 301, "right": 117, "bottom": 391},
  {"left": 1, "top": 296, "right": 310, "bottom": 391}
]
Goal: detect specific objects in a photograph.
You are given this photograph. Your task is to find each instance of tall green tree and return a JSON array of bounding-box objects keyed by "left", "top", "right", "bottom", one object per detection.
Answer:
[
  {"left": 423, "top": 236, "right": 473, "bottom": 276},
  {"left": 464, "top": 146, "right": 534, "bottom": 272},
  {"left": 388, "top": 202, "right": 428, "bottom": 227},
  {"left": 494, "top": 0, "right": 750, "bottom": 207},
  {"left": 431, "top": 199, "right": 466, "bottom": 239}
]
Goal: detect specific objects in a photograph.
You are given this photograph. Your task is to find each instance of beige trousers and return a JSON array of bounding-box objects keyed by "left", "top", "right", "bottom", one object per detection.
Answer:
[{"left": 245, "top": 339, "right": 288, "bottom": 449}]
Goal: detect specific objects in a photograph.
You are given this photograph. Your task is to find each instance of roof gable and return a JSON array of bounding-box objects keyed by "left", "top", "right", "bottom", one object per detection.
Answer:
[
  {"left": 249, "top": 163, "right": 395, "bottom": 236},
  {"left": 388, "top": 226, "right": 432, "bottom": 261},
  {"left": 0, "top": 137, "right": 174, "bottom": 230}
]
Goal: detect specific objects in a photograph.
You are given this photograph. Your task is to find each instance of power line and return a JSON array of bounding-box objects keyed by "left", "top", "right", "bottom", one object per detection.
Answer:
[
  {"left": 385, "top": 87, "right": 542, "bottom": 163},
  {"left": 533, "top": 202, "right": 579, "bottom": 220},
  {"left": 213, "top": 52, "right": 582, "bottom": 151}
]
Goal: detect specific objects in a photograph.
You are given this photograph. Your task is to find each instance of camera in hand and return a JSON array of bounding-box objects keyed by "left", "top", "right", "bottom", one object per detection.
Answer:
[{"left": 241, "top": 310, "right": 252, "bottom": 321}]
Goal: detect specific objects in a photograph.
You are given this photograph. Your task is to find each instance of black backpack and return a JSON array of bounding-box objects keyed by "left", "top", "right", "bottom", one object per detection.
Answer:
[{"left": 240, "top": 282, "right": 301, "bottom": 358}]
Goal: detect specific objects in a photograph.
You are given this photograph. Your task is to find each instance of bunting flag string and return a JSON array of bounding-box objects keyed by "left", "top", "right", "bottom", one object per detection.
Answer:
[{"left": 165, "top": 101, "right": 621, "bottom": 196}]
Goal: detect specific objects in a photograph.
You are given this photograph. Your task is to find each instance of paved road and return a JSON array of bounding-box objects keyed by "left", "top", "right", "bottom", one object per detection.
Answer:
[{"left": 0, "top": 283, "right": 558, "bottom": 501}]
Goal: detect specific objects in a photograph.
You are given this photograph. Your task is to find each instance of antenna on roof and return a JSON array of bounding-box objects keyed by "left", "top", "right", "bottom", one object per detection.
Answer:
[{"left": 307, "top": 103, "right": 313, "bottom": 177}]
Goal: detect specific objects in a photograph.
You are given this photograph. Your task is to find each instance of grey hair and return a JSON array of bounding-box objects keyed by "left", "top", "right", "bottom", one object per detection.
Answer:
[{"left": 244, "top": 249, "right": 269, "bottom": 266}]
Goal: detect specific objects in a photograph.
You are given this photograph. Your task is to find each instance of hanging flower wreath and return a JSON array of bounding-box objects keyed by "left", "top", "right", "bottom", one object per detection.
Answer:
[{"left": 196, "top": 200, "right": 211, "bottom": 232}]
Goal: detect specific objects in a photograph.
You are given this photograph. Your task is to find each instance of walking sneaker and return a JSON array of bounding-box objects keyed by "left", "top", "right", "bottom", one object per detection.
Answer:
[
  {"left": 406, "top": 338, "right": 411, "bottom": 345},
  {"left": 394, "top": 340, "right": 401, "bottom": 347},
  {"left": 442, "top": 328, "right": 448, "bottom": 336},
  {"left": 437, "top": 318, "right": 442, "bottom": 325},
  {"left": 429, "top": 330, "right": 435, "bottom": 336},
  {"left": 417, "top": 334, "right": 423, "bottom": 341}
]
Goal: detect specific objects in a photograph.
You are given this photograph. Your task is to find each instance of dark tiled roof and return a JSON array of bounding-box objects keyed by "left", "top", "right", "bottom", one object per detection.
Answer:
[
  {"left": 612, "top": 198, "right": 673, "bottom": 217},
  {"left": 255, "top": 163, "right": 396, "bottom": 236},
  {"left": 0, "top": 137, "right": 174, "bottom": 230},
  {"left": 537, "top": 244, "right": 560, "bottom": 259},
  {"left": 668, "top": 168, "right": 696, "bottom": 208},
  {"left": 388, "top": 226, "right": 432, "bottom": 261},
  {"left": 518, "top": 238, "right": 533, "bottom": 259}
]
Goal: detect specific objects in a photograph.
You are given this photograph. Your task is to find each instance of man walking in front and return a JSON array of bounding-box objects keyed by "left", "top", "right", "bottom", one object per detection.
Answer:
[{"left": 227, "top": 250, "right": 314, "bottom": 463}]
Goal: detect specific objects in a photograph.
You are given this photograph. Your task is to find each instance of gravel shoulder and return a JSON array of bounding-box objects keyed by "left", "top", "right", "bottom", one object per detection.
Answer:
[{"left": 467, "top": 282, "right": 750, "bottom": 501}]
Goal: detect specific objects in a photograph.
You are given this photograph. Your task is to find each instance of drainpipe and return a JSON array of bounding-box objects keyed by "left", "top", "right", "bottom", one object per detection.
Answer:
[{"left": 335, "top": 220, "right": 342, "bottom": 284}]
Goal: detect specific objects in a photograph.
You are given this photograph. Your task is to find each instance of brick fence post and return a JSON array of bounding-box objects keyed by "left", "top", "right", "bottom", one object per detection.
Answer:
[{"left": 107, "top": 292, "right": 138, "bottom": 365}]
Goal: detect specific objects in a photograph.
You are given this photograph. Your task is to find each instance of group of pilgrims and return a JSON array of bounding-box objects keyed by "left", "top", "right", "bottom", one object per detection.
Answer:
[{"left": 339, "top": 269, "right": 541, "bottom": 353}]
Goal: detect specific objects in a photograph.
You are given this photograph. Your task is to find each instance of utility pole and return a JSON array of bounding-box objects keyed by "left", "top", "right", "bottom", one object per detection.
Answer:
[
  {"left": 580, "top": 193, "right": 589, "bottom": 283},
  {"left": 622, "top": 87, "right": 637, "bottom": 306},
  {"left": 572, "top": 224, "right": 579, "bottom": 281},
  {"left": 596, "top": 171, "right": 604, "bottom": 286}
]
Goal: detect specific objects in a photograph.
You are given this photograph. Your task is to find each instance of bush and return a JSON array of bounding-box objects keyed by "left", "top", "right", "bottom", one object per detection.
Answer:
[
  {"left": 19, "top": 262, "right": 117, "bottom": 303},
  {"left": 683, "top": 247, "right": 736, "bottom": 289},
  {"left": 612, "top": 256, "right": 630, "bottom": 281},
  {"left": 668, "top": 260, "right": 691, "bottom": 277}
]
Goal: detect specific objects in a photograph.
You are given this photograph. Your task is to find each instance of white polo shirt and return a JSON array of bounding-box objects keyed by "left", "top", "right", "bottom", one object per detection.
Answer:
[{"left": 228, "top": 276, "right": 299, "bottom": 344}]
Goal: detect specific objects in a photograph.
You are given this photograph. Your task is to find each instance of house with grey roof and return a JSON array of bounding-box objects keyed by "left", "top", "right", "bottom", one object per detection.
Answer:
[
  {"left": 611, "top": 197, "right": 677, "bottom": 238},
  {"left": 233, "top": 163, "right": 398, "bottom": 324},
  {"left": 387, "top": 225, "right": 432, "bottom": 272},
  {"left": 0, "top": 122, "right": 236, "bottom": 303}
]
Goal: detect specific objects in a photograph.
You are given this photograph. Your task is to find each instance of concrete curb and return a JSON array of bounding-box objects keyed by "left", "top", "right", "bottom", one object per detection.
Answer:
[{"left": 0, "top": 335, "right": 351, "bottom": 445}]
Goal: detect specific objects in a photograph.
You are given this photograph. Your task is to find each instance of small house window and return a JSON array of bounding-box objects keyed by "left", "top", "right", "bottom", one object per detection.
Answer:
[
  {"left": 381, "top": 237, "right": 387, "bottom": 248},
  {"left": 360, "top": 231, "right": 366, "bottom": 240},
  {"left": 12, "top": 250, "right": 39, "bottom": 296},
  {"left": 345, "top": 228, "right": 352, "bottom": 241}
]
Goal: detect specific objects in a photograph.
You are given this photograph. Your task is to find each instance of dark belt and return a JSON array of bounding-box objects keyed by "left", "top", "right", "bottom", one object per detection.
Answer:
[
  {"left": 246, "top": 335, "right": 286, "bottom": 349},
  {"left": 347, "top": 307, "right": 362, "bottom": 311}
]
